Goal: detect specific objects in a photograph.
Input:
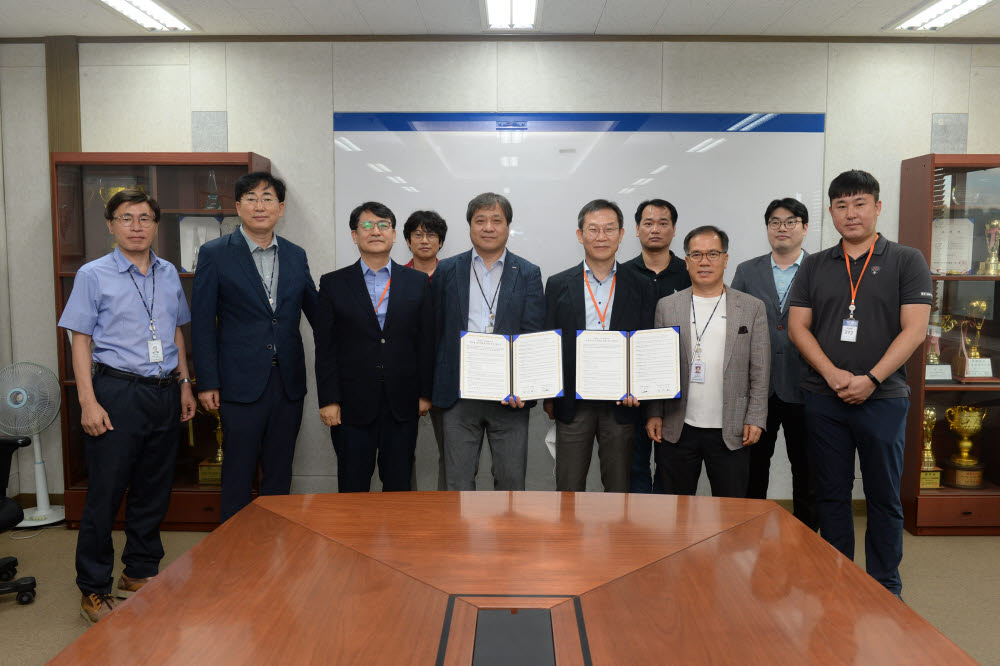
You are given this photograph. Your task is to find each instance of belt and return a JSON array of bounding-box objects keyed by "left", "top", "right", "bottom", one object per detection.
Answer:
[{"left": 94, "top": 363, "right": 178, "bottom": 387}]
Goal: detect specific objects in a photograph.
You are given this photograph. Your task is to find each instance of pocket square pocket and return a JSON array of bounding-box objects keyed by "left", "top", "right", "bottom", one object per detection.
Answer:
[{"left": 738, "top": 326, "right": 749, "bottom": 334}]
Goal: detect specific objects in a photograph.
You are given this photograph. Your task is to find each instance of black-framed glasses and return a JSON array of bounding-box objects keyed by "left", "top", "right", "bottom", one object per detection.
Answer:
[
  {"left": 113, "top": 215, "right": 155, "bottom": 228},
  {"left": 241, "top": 196, "right": 279, "bottom": 207},
  {"left": 767, "top": 217, "right": 801, "bottom": 230},
  {"left": 687, "top": 250, "right": 725, "bottom": 262},
  {"left": 411, "top": 230, "right": 438, "bottom": 240},
  {"left": 359, "top": 220, "right": 392, "bottom": 231}
]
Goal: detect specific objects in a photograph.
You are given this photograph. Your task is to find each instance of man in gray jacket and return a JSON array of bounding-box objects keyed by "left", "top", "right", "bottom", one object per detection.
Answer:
[
  {"left": 646, "top": 225, "right": 769, "bottom": 497},
  {"left": 732, "top": 198, "right": 817, "bottom": 529}
]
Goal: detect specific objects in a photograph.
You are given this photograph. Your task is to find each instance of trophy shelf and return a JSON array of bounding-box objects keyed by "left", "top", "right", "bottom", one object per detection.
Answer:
[
  {"left": 51, "top": 152, "right": 270, "bottom": 531},
  {"left": 900, "top": 154, "right": 1000, "bottom": 536}
]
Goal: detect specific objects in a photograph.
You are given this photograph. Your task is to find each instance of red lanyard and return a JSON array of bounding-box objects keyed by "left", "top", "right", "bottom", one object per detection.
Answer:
[
  {"left": 843, "top": 234, "right": 877, "bottom": 319},
  {"left": 375, "top": 279, "right": 391, "bottom": 312},
  {"left": 584, "top": 269, "right": 616, "bottom": 329}
]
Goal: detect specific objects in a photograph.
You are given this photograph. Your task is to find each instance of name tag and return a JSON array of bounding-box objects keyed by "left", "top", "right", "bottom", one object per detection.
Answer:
[
  {"left": 841, "top": 319, "right": 858, "bottom": 343},
  {"left": 690, "top": 360, "right": 706, "bottom": 383},
  {"left": 148, "top": 339, "right": 164, "bottom": 363}
]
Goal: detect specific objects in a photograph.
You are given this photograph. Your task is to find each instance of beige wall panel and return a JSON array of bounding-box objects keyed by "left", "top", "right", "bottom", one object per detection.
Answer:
[
  {"left": 967, "top": 67, "right": 1000, "bottom": 154},
  {"left": 661, "top": 42, "right": 828, "bottom": 113},
  {"left": 971, "top": 44, "right": 1000, "bottom": 67},
  {"left": 498, "top": 42, "right": 661, "bottom": 112},
  {"left": 332, "top": 42, "right": 497, "bottom": 112},
  {"left": 932, "top": 45, "right": 971, "bottom": 114},
  {"left": 190, "top": 43, "right": 227, "bottom": 112},
  {"left": 0, "top": 65, "right": 60, "bottom": 493},
  {"left": 822, "top": 43, "right": 934, "bottom": 247},
  {"left": 80, "top": 64, "right": 192, "bottom": 151},
  {"left": 226, "top": 42, "right": 337, "bottom": 483},
  {"left": 0, "top": 43, "right": 45, "bottom": 68},
  {"left": 79, "top": 42, "right": 190, "bottom": 67}
]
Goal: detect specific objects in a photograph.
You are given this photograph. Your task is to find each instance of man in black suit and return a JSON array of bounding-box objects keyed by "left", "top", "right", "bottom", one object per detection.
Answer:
[
  {"left": 192, "top": 172, "right": 317, "bottom": 522},
  {"left": 543, "top": 200, "right": 654, "bottom": 492},
  {"left": 314, "top": 202, "right": 433, "bottom": 492},
  {"left": 731, "top": 197, "right": 817, "bottom": 529},
  {"left": 432, "top": 192, "right": 545, "bottom": 491}
]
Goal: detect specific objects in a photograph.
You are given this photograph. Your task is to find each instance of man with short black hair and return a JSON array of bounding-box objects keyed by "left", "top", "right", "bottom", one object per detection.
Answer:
[
  {"left": 432, "top": 192, "right": 545, "bottom": 490},
  {"left": 646, "top": 225, "right": 769, "bottom": 498},
  {"left": 624, "top": 198, "right": 691, "bottom": 493},
  {"left": 59, "top": 188, "right": 196, "bottom": 623},
  {"left": 192, "top": 172, "right": 318, "bottom": 522},
  {"left": 788, "top": 169, "right": 931, "bottom": 596},
  {"left": 543, "top": 200, "right": 653, "bottom": 491},
  {"left": 732, "top": 197, "right": 817, "bottom": 530}
]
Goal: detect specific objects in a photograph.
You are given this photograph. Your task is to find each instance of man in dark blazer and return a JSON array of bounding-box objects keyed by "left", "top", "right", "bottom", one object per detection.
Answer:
[
  {"left": 646, "top": 225, "right": 770, "bottom": 498},
  {"left": 192, "top": 172, "right": 318, "bottom": 522},
  {"left": 432, "top": 192, "right": 545, "bottom": 490},
  {"left": 543, "top": 199, "right": 654, "bottom": 492},
  {"left": 731, "top": 197, "right": 817, "bottom": 529},
  {"left": 314, "top": 202, "right": 433, "bottom": 492}
]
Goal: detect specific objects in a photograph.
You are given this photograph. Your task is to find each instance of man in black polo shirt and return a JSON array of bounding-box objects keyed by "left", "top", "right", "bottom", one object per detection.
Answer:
[
  {"left": 623, "top": 198, "right": 690, "bottom": 493},
  {"left": 788, "top": 170, "right": 931, "bottom": 597}
]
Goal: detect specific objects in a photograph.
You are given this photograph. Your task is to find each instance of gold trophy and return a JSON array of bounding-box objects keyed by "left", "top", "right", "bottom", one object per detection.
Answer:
[
  {"left": 977, "top": 219, "right": 1000, "bottom": 276},
  {"left": 197, "top": 408, "right": 224, "bottom": 486},
  {"left": 950, "top": 299, "right": 995, "bottom": 380},
  {"left": 919, "top": 407, "right": 942, "bottom": 489},
  {"left": 925, "top": 283, "right": 949, "bottom": 377},
  {"left": 943, "top": 406, "right": 986, "bottom": 488}
]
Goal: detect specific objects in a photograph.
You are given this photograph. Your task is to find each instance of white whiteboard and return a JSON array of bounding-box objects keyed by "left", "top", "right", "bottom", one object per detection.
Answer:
[{"left": 334, "top": 113, "right": 825, "bottom": 283}]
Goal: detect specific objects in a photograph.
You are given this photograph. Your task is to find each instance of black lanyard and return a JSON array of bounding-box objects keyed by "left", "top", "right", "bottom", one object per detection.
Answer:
[
  {"left": 127, "top": 264, "right": 157, "bottom": 339},
  {"left": 691, "top": 289, "right": 724, "bottom": 358},
  {"left": 472, "top": 261, "right": 502, "bottom": 320}
]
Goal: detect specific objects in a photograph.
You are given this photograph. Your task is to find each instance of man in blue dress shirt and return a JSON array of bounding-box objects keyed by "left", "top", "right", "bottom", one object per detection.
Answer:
[{"left": 59, "top": 189, "right": 196, "bottom": 624}]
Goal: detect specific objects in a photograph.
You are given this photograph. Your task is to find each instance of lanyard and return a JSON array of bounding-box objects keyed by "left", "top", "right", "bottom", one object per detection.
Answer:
[
  {"left": 127, "top": 264, "right": 157, "bottom": 340},
  {"left": 584, "top": 268, "right": 616, "bottom": 330},
  {"left": 473, "top": 261, "right": 502, "bottom": 321},
  {"left": 258, "top": 246, "right": 277, "bottom": 305},
  {"left": 375, "top": 278, "right": 391, "bottom": 312},
  {"left": 843, "top": 234, "right": 878, "bottom": 319},
  {"left": 691, "top": 289, "right": 725, "bottom": 358}
]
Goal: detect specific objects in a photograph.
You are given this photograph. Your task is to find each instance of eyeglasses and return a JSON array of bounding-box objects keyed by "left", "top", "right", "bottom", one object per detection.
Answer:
[
  {"left": 411, "top": 230, "right": 438, "bottom": 241},
  {"left": 767, "top": 217, "right": 801, "bottom": 230},
  {"left": 687, "top": 250, "right": 725, "bottom": 262},
  {"left": 240, "top": 196, "right": 280, "bottom": 207},
  {"left": 113, "top": 215, "right": 155, "bottom": 228},
  {"left": 582, "top": 225, "right": 620, "bottom": 239},
  {"left": 359, "top": 220, "right": 392, "bottom": 231}
]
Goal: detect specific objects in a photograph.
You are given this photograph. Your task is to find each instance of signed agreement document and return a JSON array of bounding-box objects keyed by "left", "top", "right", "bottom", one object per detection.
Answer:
[
  {"left": 459, "top": 332, "right": 511, "bottom": 401},
  {"left": 575, "top": 330, "right": 628, "bottom": 400},
  {"left": 629, "top": 327, "right": 680, "bottom": 400},
  {"left": 460, "top": 330, "right": 563, "bottom": 401},
  {"left": 512, "top": 330, "right": 563, "bottom": 401}
]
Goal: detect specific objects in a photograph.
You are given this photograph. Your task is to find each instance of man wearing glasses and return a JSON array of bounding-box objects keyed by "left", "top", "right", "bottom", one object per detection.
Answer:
[
  {"left": 314, "top": 203, "right": 433, "bottom": 492},
  {"left": 645, "top": 226, "right": 769, "bottom": 497},
  {"left": 59, "top": 189, "right": 196, "bottom": 623},
  {"left": 543, "top": 200, "right": 653, "bottom": 491},
  {"left": 192, "top": 172, "right": 317, "bottom": 522},
  {"left": 731, "top": 198, "right": 817, "bottom": 530}
]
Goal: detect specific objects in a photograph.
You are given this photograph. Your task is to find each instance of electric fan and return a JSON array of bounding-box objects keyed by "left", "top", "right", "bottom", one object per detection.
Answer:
[{"left": 0, "top": 362, "right": 63, "bottom": 527}]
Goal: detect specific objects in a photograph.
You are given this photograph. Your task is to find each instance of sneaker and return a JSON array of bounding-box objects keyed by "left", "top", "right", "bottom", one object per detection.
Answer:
[
  {"left": 81, "top": 593, "right": 116, "bottom": 625},
  {"left": 115, "top": 573, "right": 153, "bottom": 599}
]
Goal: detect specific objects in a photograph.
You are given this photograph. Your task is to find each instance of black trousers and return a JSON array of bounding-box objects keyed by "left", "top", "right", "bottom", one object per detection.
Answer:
[
  {"left": 75, "top": 372, "right": 179, "bottom": 595},
  {"left": 219, "top": 365, "right": 304, "bottom": 522},
  {"left": 332, "top": 383, "right": 417, "bottom": 493},
  {"left": 654, "top": 424, "right": 749, "bottom": 498},
  {"left": 747, "top": 394, "right": 818, "bottom": 530}
]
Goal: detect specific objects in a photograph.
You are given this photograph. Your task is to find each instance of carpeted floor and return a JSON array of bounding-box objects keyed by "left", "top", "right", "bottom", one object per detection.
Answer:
[{"left": 1, "top": 514, "right": 997, "bottom": 665}]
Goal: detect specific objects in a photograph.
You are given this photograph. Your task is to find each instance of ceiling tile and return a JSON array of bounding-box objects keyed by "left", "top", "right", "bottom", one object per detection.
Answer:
[
  {"left": 653, "top": 0, "right": 732, "bottom": 34},
  {"left": 538, "top": 0, "right": 606, "bottom": 33},
  {"left": 356, "top": 0, "right": 428, "bottom": 34},
  {"left": 416, "top": 0, "right": 483, "bottom": 33}
]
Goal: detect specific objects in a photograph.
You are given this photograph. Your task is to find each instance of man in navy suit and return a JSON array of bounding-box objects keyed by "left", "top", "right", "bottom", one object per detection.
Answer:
[
  {"left": 314, "top": 202, "right": 433, "bottom": 492},
  {"left": 543, "top": 200, "right": 654, "bottom": 492},
  {"left": 192, "top": 172, "right": 318, "bottom": 522},
  {"left": 432, "top": 193, "right": 545, "bottom": 490},
  {"left": 731, "top": 197, "right": 817, "bottom": 529}
]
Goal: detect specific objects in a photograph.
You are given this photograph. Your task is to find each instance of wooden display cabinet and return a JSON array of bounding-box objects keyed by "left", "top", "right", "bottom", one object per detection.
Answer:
[
  {"left": 899, "top": 153, "right": 1000, "bottom": 535},
  {"left": 51, "top": 152, "right": 269, "bottom": 530}
]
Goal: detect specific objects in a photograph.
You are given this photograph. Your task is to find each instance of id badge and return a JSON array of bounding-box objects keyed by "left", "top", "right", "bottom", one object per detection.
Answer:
[
  {"left": 690, "top": 360, "right": 706, "bottom": 383},
  {"left": 840, "top": 319, "right": 858, "bottom": 343},
  {"left": 147, "top": 339, "right": 164, "bottom": 363}
]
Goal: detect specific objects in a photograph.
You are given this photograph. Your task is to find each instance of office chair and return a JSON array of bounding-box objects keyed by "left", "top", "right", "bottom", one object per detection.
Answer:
[{"left": 0, "top": 436, "right": 37, "bottom": 604}]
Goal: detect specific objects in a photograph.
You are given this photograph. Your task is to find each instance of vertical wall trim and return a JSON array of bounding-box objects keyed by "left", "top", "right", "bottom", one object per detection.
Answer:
[{"left": 45, "top": 36, "right": 82, "bottom": 152}]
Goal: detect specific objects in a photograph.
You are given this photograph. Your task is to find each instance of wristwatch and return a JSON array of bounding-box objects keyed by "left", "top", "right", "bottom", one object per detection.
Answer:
[{"left": 178, "top": 377, "right": 192, "bottom": 385}]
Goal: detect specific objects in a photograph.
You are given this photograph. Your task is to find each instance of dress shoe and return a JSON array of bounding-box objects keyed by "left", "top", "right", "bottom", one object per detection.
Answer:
[
  {"left": 80, "top": 592, "right": 116, "bottom": 625},
  {"left": 115, "top": 572, "right": 153, "bottom": 599}
]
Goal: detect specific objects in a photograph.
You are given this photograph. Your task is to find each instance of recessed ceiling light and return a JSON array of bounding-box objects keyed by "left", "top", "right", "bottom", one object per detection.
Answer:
[
  {"left": 485, "top": 0, "right": 539, "bottom": 30},
  {"left": 97, "top": 0, "right": 191, "bottom": 31},
  {"left": 893, "top": 0, "right": 995, "bottom": 30}
]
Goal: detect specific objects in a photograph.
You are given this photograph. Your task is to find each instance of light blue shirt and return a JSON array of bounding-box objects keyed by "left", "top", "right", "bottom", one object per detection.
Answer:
[
  {"left": 770, "top": 250, "right": 803, "bottom": 312},
  {"left": 361, "top": 258, "right": 392, "bottom": 330},
  {"left": 58, "top": 247, "right": 190, "bottom": 377},
  {"left": 240, "top": 225, "right": 279, "bottom": 311},
  {"left": 468, "top": 249, "right": 506, "bottom": 333},
  {"left": 583, "top": 261, "right": 617, "bottom": 330}
]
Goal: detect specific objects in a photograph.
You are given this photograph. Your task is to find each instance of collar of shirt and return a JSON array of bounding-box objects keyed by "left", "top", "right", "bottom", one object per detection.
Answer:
[
  {"left": 239, "top": 224, "right": 278, "bottom": 252},
  {"left": 473, "top": 248, "right": 507, "bottom": 273},
  {"left": 830, "top": 233, "right": 886, "bottom": 259},
  {"left": 360, "top": 257, "right": 392, "bottom": 277},
  {"left": 112, "top": 246, "right": 163, "bottom": 274},
  {"left": 584, "top": 260, "right": 618, "bottom": 283},
  {"left": 770, "top": 249, "right": 804, "bottom": 272},
  {"left": 628, "top": 251, "right": 682, "bottom": 277}
]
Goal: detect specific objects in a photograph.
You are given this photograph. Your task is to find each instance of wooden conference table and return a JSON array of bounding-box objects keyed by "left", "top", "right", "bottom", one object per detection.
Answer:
[{"left": 52, "top": 492, "right": 973, "bottom": 665}]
